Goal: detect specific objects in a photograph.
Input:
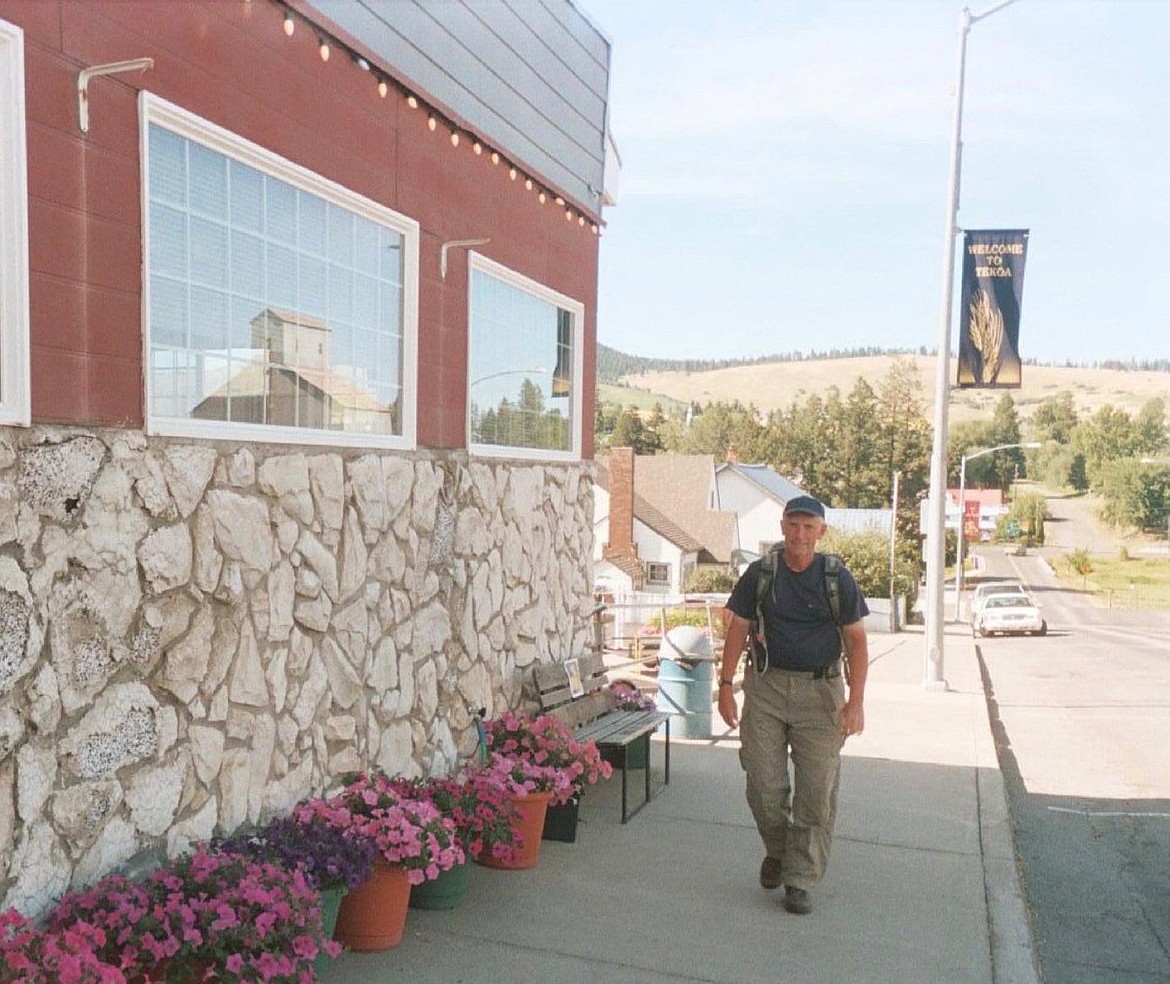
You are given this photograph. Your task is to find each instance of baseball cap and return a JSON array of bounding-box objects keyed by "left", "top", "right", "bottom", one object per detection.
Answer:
[{"left": 783, "top": 495, "right": 825, "bottom": 519}]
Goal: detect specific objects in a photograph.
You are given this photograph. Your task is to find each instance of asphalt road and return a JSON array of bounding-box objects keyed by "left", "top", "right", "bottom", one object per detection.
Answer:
[{"left": 970, "top": 546, "right": 1170, "bottom": 984}]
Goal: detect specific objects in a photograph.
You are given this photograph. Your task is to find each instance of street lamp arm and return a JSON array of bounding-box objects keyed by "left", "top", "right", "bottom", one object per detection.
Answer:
[
  {"left": 964, "top": 440, "right": 1042, "bottom": 462},
  {"left": 969, "top": 0, "right": 1022, "bottom": 25}
]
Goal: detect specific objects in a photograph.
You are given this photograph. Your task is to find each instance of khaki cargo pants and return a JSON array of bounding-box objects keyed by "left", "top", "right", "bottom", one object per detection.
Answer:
[{"left": 739, "top": 666, "right": 846, "bottom": 890}]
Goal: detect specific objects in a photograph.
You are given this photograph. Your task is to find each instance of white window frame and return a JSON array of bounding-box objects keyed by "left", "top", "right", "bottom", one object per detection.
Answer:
[
  {"left": 0, "top": 19, "right": 30, "bottom": 426},
  {"left": 645, "top": 561, "right": 671, "bottom": 586},
  {"left": 139, "top": 93, "right": 419, "bottom": 449},
  {"left": 466, "top": 252, "right": 584, "bottom": 461}
]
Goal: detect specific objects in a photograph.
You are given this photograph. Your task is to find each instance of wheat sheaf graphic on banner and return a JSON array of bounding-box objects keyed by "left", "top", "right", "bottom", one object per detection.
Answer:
[{"left": 967, "top": 288, "right": 1004, "bottom": 384}]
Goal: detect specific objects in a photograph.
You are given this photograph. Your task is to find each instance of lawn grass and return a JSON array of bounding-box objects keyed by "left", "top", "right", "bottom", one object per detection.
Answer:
[{"left": 1050, "top": 552, "right": 1170, "bottom": 610}]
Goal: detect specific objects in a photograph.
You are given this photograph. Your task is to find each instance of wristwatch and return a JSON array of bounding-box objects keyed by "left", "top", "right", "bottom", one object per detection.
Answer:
[{"left": 719, "top": 678, "right": 735, "bottom": 688}]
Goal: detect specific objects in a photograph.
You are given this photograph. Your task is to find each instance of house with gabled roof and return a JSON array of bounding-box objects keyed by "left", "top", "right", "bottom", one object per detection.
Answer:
[
  {"left": 716, "top": 461, "right": 892, "bottom": 557},
  {"left": 593, "top": 448, "right": 705, "bottom": 594}
]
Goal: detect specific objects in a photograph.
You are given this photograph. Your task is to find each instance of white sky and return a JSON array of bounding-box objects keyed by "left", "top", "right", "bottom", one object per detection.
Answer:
[{"left": 580, "top": 0, "right": 1170, "bottom": 365}]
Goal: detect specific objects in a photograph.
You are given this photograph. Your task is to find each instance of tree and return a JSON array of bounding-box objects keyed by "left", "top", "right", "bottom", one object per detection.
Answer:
[
  {"left": 675, "top": 400, "right": 769, "bottom": 462},
  {"left": 643, "top": 403, "right": 667, "bottom": 454},
  {"left": 610, "top": 405, "right": 648, "bottom": 453},
  {"left": 1135, "top": 398, "right": 1167, "bottom": 456},
  {"left": 1030, "top": 391, "right": 1078, "bottom": 444},
  {"left": 1071, "top": 404, "right": 1141, "bottom": 489},
  {"left": 1097, "top": 458, "right": 1170, "bottom": 531}
]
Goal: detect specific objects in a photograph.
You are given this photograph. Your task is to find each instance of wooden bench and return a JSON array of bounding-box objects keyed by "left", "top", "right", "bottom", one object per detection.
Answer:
[{"left": 535, "top": 652, "right": 670, "bottom": 823}]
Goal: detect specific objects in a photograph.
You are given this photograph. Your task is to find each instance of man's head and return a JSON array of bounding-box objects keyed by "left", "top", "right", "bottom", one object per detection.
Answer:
[
  {"left": 783, "top": 495, "right": 825, "bottom": 521},
  {"left": 781, "top": 495, "right": 827, "bottom": 566}
]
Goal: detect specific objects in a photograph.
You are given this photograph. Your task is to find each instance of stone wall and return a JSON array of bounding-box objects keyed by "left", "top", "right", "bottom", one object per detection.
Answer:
[{"left": 0, "top": 428, "right": 594, "bottom": 916}]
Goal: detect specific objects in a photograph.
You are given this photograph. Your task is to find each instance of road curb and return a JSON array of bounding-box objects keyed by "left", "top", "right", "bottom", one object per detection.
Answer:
[
  {"left": 977, "top": 764, "right": 1042, "bottom": 984},
  {"left": 971, "top": 637, "right": 1042, "bottom": 984}
]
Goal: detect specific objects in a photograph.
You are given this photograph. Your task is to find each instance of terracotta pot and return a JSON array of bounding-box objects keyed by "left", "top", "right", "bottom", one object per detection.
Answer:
[
  {"left": 477, "top": 791, "right": 553, "bottom": 870},
  {"left": 409, "top": 858, "right": 472, "bottom": 909},
  {"left": 332, "top": 859, "right": 412, "bottom": 951}
]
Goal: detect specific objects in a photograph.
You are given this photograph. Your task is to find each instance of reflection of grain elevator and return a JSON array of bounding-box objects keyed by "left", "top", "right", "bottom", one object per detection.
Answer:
[{"left": 251, "top": 308, "right": 332, "bottom": 372}]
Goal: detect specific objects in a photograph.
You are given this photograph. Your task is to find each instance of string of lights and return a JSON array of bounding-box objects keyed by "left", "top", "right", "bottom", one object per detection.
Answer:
[{"left": 268, "top": 0, "right": 601, "bottom": 236}]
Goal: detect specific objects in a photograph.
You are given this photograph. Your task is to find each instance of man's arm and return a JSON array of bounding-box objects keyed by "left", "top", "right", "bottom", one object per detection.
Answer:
[
  {"left": 839, "top": 620, "right": 868, "bottom": 737},
  {"left": 717, "top": 612, "right": 750, "bottom": 729}
]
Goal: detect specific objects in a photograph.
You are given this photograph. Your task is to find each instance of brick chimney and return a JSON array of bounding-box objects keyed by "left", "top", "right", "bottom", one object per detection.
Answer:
[{"left": 604, "top": 447, "right": 636, "bottom": 559}]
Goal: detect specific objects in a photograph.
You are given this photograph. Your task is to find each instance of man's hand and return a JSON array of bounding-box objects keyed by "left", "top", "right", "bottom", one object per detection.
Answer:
[
  {"left": 838, "top": 699, "right": 864, "bottom": 738},
  {"left": 718, "top": 685, "right": 739, "bottom": 729}
]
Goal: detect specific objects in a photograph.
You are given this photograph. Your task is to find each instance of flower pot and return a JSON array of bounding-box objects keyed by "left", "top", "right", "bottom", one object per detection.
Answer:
[
  {"left": 314, "top": 885, "right": 345, "bottom": 976},
  {"left": 333, "top": 859, "right": 411, "bottom": 951},
  {"left": 601, "top": 735, "right": 649, "bottom": 770},
  {"left": 477, "top": 791, "right": 552, "bottom": 870},
  {"left": 409, "top": 858, "right": 471, "bottom": 909},
  {"left": 542, "top": 795, "right": 580, "bottom": 843}
]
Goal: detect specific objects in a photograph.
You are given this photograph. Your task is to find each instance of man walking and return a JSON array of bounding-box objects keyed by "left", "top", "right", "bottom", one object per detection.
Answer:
[{"left": 717, "top": 495, "right": 869, "bottom": 914}]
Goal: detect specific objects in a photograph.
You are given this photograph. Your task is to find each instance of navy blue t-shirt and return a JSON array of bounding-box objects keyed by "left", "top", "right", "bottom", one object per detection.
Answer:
[{"left": 725, "top": 553, "right": 868, "bottom": 671}]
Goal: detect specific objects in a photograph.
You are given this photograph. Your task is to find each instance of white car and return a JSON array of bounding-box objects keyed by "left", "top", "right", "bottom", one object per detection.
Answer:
[
  {"left": 968, "top": 580, "right": 1027, "bottom": 620},
  {"left": 974, "top": 594, "right": 1047, "bottom": 637}
]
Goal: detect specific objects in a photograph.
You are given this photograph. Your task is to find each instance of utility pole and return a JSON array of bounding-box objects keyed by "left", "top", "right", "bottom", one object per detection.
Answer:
[{"left": 923, "top": 0, "right": 1022, "bottom": 691}]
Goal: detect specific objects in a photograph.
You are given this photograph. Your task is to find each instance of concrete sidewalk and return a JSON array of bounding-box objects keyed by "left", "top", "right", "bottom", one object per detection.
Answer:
[{"left": 322, "top": 625, "right": 1039, "bottom": 984}]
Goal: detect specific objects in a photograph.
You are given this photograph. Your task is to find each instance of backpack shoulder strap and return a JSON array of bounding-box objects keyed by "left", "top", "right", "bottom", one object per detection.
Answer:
[
  {"left": 750, "top": 545, "right": 784, "bottom": 672},
  {"left": 755, "top": 545, "right": 783, "bottom": 623},
  {"left": 822, "top": 553, "right": 843, "bottom": 627}
]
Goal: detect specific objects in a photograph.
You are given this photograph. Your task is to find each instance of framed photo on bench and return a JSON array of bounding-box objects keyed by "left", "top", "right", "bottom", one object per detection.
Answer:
[{"left": 564, "top": 657, "right": 585, "bottom": 698}]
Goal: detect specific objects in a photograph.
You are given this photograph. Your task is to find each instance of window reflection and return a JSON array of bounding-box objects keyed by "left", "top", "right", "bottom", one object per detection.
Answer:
[
  {"left": 468, "top": 267, "right": 576, "bottom": 453},
  {"left": 147, "top": 123, "right": 406, "bottom": 436}
]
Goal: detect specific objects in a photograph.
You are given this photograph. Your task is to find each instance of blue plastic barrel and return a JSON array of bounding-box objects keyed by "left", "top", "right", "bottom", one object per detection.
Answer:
[{"left": 655, "top": 626, "right": 716, "bottom": 739}]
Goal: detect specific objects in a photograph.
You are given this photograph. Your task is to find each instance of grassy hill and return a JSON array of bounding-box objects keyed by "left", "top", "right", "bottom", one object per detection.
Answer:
[{"left": 613, "top": 354, "right": 1169, "bottom": 424}]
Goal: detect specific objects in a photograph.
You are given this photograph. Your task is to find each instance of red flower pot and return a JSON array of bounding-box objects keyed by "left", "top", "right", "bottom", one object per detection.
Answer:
[
  {"left": 476, "top": 791, "right": 553, "bottom": 870},
  {"left": 332, "top": 860, "right": 411, "bottom": 951}
]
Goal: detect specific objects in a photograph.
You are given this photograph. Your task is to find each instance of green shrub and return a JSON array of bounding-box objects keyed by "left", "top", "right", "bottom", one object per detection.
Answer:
[
  {"left": 685, "top": 567, "right": 735, "bottom": 593},
  {"left": 1067, "top": 548, "right": 1093, "bottom": 575}
]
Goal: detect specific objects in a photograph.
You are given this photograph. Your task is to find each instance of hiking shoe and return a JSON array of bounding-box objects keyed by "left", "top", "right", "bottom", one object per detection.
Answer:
[
  {"left": 783, "top": 886, "right": 812, "bottom": 914},
  {"left": 759, "top": 856, "right": 783, "bottom": 890}
]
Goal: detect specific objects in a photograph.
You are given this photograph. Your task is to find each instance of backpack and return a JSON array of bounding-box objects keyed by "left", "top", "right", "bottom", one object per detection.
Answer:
[{"left": 749, "top": 546, "right": 845, "bottom": 675}]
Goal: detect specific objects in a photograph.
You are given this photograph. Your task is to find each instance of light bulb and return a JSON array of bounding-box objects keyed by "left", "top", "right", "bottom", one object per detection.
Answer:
[
  {"left": 578, "top": 216, "right": 585, "bottom": 226},
  {"left": 318, "top": 40, "right": 330, "bottom": 61},
  {"left": 473, "top": 141, "right": 482, "bottom": 155},
  {"left": 427, "top": 115, "right": 437, "bottom": 132},
  {"left": 378, "top": 80, "right": 388, "bottom": 98},
  {"left": 509, "top": 167, "right": 517, "bottom": 180},
  {"left": 283, "top": 12, "right": 295, "bottom": 36},
  {"left": 591, "top": 225, "right": 599, "bottom": 235},
  {"left": 538, "top": 191, "right": 546, "bottom": 204},
  {"left": 555, "top": 196, "right": 565, "bottom": 206},
  {"left": 406, "top": 94, "right": 418, "bottom": 109},
  {"left": 491, "top": 152, "right": 500, "bottom": 165},
  {"left": 450, "top": 131, "right": 460, "bottom": 147},
  {"left": 565, "top": 209, "right": 572, "bottom": 221},
  {"left": 524, "top": 177, "right": 533, "bottom": 190}
]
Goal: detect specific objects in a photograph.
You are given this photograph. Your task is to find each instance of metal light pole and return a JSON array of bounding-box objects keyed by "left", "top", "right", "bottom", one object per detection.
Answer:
[
  {"left": 924, "top": 0, "right": 1021, "bottom": 691},
  {"left": 954, "top": 441, "right": 1041, "bottom": 619}
]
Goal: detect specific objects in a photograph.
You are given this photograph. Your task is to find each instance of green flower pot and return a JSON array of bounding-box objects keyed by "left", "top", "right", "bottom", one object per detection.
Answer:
[
  {"left": 601, "top": 735, "right": 649, "bottom": 770},
  {"left": 314, "top": 884, "right": 345, "bottom": 977},
  {"left": 409, "top": 859, "right": 471, "bottom": 910}
]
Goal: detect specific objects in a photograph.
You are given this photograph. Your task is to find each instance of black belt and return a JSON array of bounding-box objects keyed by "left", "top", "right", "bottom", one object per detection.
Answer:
[{"left": 771, "top": 662, "right": 841, "bottom": 680}]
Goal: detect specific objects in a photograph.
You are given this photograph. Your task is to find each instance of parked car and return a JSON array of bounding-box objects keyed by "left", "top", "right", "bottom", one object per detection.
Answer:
[{"left": 973, "top": 594, "right": 1047, "bottom": 637}]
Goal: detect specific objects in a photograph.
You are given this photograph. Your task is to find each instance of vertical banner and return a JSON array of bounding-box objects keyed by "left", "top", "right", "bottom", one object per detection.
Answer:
[{"left": 957, "top": 229, "right": 1029, "bottom": 388}]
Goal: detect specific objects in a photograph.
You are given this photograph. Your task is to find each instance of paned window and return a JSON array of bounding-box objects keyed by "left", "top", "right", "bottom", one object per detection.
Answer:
[
  {"left": 467, "top": 253, "right": 582, "bottom": 459},
  {"left": 0, "top": 18, "right": 29, "bottom": 426},
  {"left": 142, "top": 95, "right": 418, "bottom": 447},
  {"left": 645, "top": 562, "right": 671, "bottom": 586}
]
